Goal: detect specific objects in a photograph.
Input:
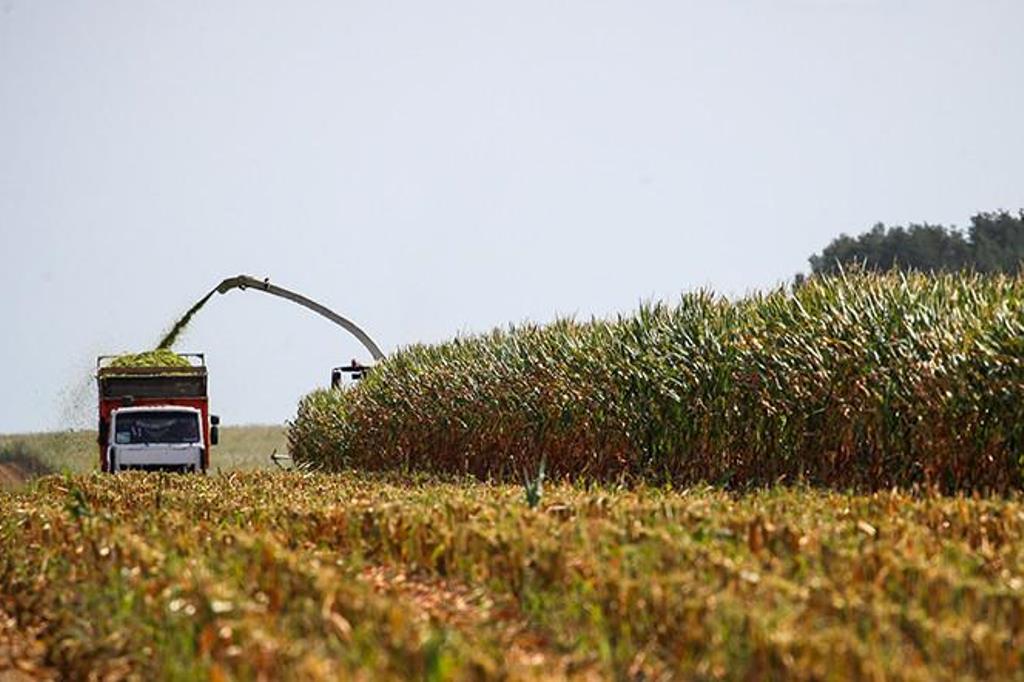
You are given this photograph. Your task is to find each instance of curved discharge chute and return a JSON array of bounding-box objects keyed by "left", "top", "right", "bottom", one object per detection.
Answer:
[{"left": 214, "top": 275, "right": 385, "bottom": 362}]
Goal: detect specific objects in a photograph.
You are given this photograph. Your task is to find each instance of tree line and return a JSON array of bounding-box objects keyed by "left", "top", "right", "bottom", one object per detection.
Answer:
[{"left": 809, "top": 210, "right": 1024, "bottom": 276}]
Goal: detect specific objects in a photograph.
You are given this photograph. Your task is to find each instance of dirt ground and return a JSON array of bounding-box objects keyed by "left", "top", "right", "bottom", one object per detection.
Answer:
[{"left": 0, "top": 463, "right": 32, "bottom": 490}]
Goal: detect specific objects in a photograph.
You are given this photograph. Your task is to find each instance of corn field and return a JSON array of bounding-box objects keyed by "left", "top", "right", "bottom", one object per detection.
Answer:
[
  {"left": 290, "top": 271, "right": 1024, "bottom": 491},
  {"left": 4, "top": 472, "right": 1024, "bottom": 680}
]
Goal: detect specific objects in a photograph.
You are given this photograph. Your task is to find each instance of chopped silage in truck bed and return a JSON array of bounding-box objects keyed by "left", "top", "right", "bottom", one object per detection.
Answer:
[{"left": 107, "top": 349, "right": 193, "bottom": 369}]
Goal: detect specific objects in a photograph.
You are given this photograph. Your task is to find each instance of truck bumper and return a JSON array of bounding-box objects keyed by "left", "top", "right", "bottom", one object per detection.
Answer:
[{"left": 112, "top": 447, "right": 203, "bottom": 472}]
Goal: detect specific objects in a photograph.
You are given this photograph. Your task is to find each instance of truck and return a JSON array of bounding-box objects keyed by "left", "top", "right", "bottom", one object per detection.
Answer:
[
  {"left": 97, "top": 354, "right": 219, "bottom": 473},
  {"left": 92, "top": 274, "right": 380, "bottom": 472}
]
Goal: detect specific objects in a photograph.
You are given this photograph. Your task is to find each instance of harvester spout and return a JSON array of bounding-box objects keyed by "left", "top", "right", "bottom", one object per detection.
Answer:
[
  {"left": 215, "top": 274, "right": 385, "bottom": 361},
  {"left": 215, "top": 276, "right": 246, "bottom": 294}
]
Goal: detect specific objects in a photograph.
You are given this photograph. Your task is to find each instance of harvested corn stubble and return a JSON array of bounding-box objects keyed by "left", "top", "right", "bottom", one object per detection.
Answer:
[{"left": 4, "top": 472, "right": 1024, "bottom": 680}]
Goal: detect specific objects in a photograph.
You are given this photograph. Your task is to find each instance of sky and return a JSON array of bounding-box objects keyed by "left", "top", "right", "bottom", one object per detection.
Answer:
[{"left": 1, "top": 1, "right": 1022, "bottom": 433}]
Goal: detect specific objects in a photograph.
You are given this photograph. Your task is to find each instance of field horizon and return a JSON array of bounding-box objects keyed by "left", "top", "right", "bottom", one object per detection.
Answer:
[{"left": 0, "top": 425, "right": 288, "bottom": 485}]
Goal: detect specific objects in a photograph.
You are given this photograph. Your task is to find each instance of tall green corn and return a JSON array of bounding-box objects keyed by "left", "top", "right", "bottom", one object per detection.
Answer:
[{"left": 290, "top": 271, "right": 1024, "bottom": 491}]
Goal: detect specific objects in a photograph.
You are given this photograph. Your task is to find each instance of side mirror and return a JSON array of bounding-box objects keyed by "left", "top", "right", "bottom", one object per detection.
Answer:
[
  {"left": 210, "top": 425, "right": 220, "bottom": 446},
  {"left": 211, "top": 414, "right": 221, "bottom": 426}
]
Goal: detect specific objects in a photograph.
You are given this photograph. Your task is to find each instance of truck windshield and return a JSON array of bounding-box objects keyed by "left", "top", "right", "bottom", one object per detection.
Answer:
[{"left": 114, "top": 411, "right": 200, "bottom": 445}]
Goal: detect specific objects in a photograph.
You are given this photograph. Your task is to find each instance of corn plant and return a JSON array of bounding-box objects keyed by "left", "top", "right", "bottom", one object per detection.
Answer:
[
  {"left": 522, "top": 456, "right": 545, "bottom": 508},
  {"left": 290, "top": 270, "right": 1024, "bottom": 492}
]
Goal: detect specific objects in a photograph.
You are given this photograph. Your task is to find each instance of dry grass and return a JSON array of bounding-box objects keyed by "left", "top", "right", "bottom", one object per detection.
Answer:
[{"left": 2, "top": 472, "right": 1024, "bottom": 679}]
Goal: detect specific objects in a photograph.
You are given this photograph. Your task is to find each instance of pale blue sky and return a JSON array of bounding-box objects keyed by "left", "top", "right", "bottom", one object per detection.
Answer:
[{"left": 2, "top": 1, "right": 1022, "bottom": 432}]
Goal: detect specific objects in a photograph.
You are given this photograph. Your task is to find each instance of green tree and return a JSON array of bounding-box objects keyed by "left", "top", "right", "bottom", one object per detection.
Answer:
[
  {"left": 808, "top": 210, "right": 1024, "bottom": 276},
  {"left": 969, "top": 211, "right": 1024, "bottom": 273}
]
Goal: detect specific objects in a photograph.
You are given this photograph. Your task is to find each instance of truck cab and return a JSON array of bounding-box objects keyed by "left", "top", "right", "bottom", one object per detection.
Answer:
[
  {"left": 96, "top": 354, "right": 218, "bottom": 473},
  {"left": 107, "top": 406, "right": 209, "bottom": 473}
]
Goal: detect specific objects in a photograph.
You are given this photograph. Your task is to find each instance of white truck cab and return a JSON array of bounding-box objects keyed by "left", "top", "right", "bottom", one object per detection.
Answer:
[{"left": 107, "top": 406, "right": 206, "bottom": 473}]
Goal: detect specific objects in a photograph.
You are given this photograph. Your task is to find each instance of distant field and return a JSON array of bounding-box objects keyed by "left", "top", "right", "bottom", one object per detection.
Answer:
[
  {"left": 3, "top": 472, "right": 1024, "bottom": 680},
  {"left": 0, "top": 425, "right": 287, "bottom": 480}
]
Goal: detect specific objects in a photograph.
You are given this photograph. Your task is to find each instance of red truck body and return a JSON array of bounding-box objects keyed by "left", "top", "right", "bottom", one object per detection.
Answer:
[{"left": 96, "top": 355, "right": 214, "bottom": 472}]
